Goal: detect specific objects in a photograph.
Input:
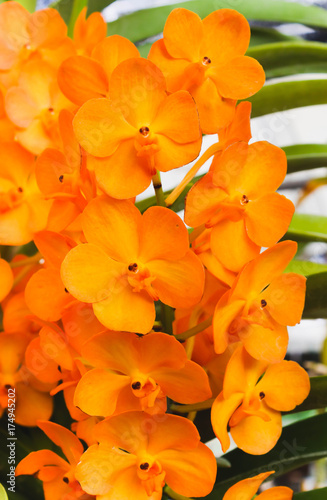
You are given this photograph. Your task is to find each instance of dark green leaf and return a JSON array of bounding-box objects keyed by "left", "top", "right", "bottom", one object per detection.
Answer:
[
  {"left": 247, "top": 41, "right": 327, "bottom": 79},
  {"left": 109, "top": 0, "right": 327, "bottom": 43},
  {"left": 294, "top": 488, "right": 327, "bottom": 499},
  {"left": 303, "top": 272, "right": 327, "bottom": 319},
  {"left": 87, "top": 0, "right": 116, "bottom": 15},
  {"left": 285, "top": 214, "right": 327, "bottom": 244},
  {"left": 284, "top": 144, "right": 327, "bottom": 174},
  {"left": 250, "top": 79, "right": 327, "bottom": 118},
  {"left": 204, "top": 413, "right": 327, "bottom": 499},
  {"left": 50, "top": 0, "right": 116, "bottom": 25}
]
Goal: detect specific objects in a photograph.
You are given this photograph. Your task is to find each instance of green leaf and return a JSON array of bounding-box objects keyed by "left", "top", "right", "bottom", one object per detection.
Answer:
[
  {"left": 294, "top": 489, "right": 327, "bottom": 500},
  {"left": 109, "top": 0, "right": 327, "bottom": 42},
  {"left": 204, "top": 413, "right": 327, "bottom": 499},
  {"left": 87, "top": 0, "right": 116, "bottom": 15},
  {"left": 12, "top": 0, "right": 37, "bottom": 12},
  {"left": 285, "top": 214, "right": 327, "bottom": 244},
  {"left": 247, "top": 41, "right": 327, "bottom": 79},
  {"left": 285, "top": 260, "right": 327, "bottom": 277},
  {"left": 303, "top": 272, "right": 327, "bottom": 319},
  {"left": 250, "top": 79, "right": 327, "bottom": 118},
  {"left": 0, "top": 484, "right": 8, "bottom": 500},
  {"left": 284, "top": 144, "right": 327, "bottom": 174},
  {"left": 50, "top": 0, "right": 116, "bottom": 25}
]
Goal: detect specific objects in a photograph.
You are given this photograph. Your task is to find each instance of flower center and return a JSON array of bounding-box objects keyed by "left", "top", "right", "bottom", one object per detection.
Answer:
[
  {"left": 127, "top": 263, "right": 159, "bottom": 301},
  {"left": 0, "top": 182, "right": 24, "bottom": 214},
  {"left": 240, "top": 194, "right": 249, "bottom": 205},
  {"left": 202, "top": 56, "right": 211, "bottom": 65},
  {"left": 139, "top": 126, "right": 150, "bottom": 137}
]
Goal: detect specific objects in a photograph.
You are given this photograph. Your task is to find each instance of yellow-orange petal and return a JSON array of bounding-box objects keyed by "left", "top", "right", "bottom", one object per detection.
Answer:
[
  {"left": 74, "top": 368, "right": 130, "bottom": 417},
  {"left": 262, "top": 273, "right": 306, "bottom": 326},
  {"left": 61, "top": 243, "right": 124, "bottom": 303},
  {"left": 109, "top": 58, "right": 166, "bottom": 128},
  {"left": 15, "top": 383, "right": 53, "bottom": 427},
  {"left": 148, "top": 38, "right": 190, "bottom": 93},
  {"left": 163, "top": 9, "right": 203, "bottom": 61},
  {"left": 191, "top": 77, "right": 236, "bottom": 134},
  {"left": 210, "top": 219, "right": 261, "bottom": 273},
  {"left": 231, "top": 241, "right": 298, "bottom": 302},
  {"left": 82, "top": 196, "right": 141, "bottom": 262},
  {"left": 202, "top": 9, "right": 250, "bottom": 65},
  {"left": 223, "top": 471, "right": 274, "bottom": 500},
  {"left": 213, "top": 297, "right": 246, "bottom": 354},
  {"left": 89, "top": 140, "right": 152, "bottom": 199},
  {"left": 223, "top": 346, "right": 268, "bottom": 400},
  {"left": 258, "top": 486, "right": 293, "bottom": 499},
  {"left": 211, "top": 391, "right": 244, "bottom": 453},
  {"left": 239, "top": 321, "right": 289, "bottom": 363},
  {"left": 152, "top": 90, "right": 201, "bottom": 143},
  {"left": 0, "top": 2, "right": 30, "bottom": 70},
  {"left": 230, "top": 402, "right": 282, "bottom": 455},
  {"left": 140, "top": 207, "right": 189, "bottom": 262},
  {"left": 37, "top": 420, "right": 84, "bottom": 464},
  {"left": 25, "top": 268, "right": 73, "bottom": 321},
  {"left": 34, "top": 231, "right": 76, "bottom": 269},
  {"left": 16, "top": 449, "right": 68, "bottom": 476},
  {"left": 211, "top": 56, "right": 265, "bottom": 100},
  {"left": 29, "top": 8, "right": 67, "bottom": 50},
  {"left": 58, "top": 56, "right": 108, "bottom": 106},
  {"left": 184, "top": 172, "right": 227, "bottom": 228},
  {"left": 155, "top": 133, "right": 202, "bottom": 173},
  {"left": 92, "top": 35, "right": 140, "bottom": 81},
  {"left": 245, "top": 193, "right": 295, "bottom": 247},
  {"left": 152, "top": 359, "right": 212, "bottom": 404},
  {"left": 158, "top": 442, "right": 216, "bottom": 497},
  {"left": 0, "top": 332, "right": 29, "bottom": 374},
  {"left": 25, "top": 337, "right": 62, "bottom": 384},
  {"left": 148, "top": 250, "right": 204, "bottom": 309},
  {"left": 73, "top": 7, "right": 106, "bottom": 56},
  {"left": 73, "top": 97, "right": 135, "bottom": 157},
  {"left": 217, "top": 100, "right": 252, "bottom": 149},
  {"left": 93, "top": 274, "right": 155, "bottom": 334},
  {"left": 257, "top": 360, "right": 310, "bottom": 412},
  {"left": 0, "top": 258, "right": 13, "bottom": 301}
]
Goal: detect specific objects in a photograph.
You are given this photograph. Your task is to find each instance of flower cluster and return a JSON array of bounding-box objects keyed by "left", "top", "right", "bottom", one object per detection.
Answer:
[{"left": 0, "top": 2, "right": 310, "bottom": 499}]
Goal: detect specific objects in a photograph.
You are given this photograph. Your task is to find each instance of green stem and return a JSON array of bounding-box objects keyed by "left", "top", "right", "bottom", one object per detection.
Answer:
[
  {"left": 170, "top": 399, "right": 214, "bottom": 414},
  {"left": 175, "top": 315, "right": 213, "bottom": 341},
  {"left": 10, "top": 253, "right": 41, "bottom": 268},
  {"left": 152, "top": 171, "right": 165, "bottom": 207},
  {"left": 164, "top": 486, "right": 193, "bottom": 500}
]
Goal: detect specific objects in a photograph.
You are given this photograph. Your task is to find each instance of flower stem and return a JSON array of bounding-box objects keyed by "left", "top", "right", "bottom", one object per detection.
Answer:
[
  {"left": 165, "top": 142, "right": 221, "bottom": 207},
  {"left": 152, "top": 171, "right": 165, "bottom": 207},
  {"left": 164, "top": 486, "right": 193, "bottom": 500},
  {"left": 170, "top": 399, "right": 214, "bottom": 413},
  {"left": 10, "top": 253, "right": 41, "bottom": 268},
  {"left": 175, "top": 315, "right": 213, "bottom": 341}
]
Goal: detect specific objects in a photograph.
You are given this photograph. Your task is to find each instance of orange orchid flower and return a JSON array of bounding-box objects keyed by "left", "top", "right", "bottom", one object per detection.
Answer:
[
  {"left": 25, "top": 231, "right": 77, "bottom": 321},
  {"left": 74, "top": 331, "right": 211, "bottom": 417},
  {"left": 0, "top": 332, "right": 53, "bottom": 426},
  {"left": 75, "top": 411, "right": 217, "bottom": 499},
  {"left": 73, "top": 7, "right": 107, "bottom": 56},
  {"left": 223, "top": 471, "right": 293, "bottom": 500},
  {"left": 211, "top": 345, "right": 310, "bottom": 454},
  {"left": 36, "top": 109, "right": 97, "bottom": 234},
  {"left": 0, "top": 2, "right": 67, "bottom": 72},
  {"left": 5, "top": 60, "right": 73, "bottom": 154},
  {"left": 213, "top": 241, "right": 306, "bottom": 362},
  {"left": 58, "top": 35, "right": 140, "bottom": 106},
  {"left": 73, "top": 57, "right": 202, "bottom": 199},
  {"left": 0, "top": 142, "right": 51, "bottom": 245},
  {"left": 2, "top": 291, "right": 40, "bottom": 335},
  {"left": 61, "top": 196, "right": 205, "bottom": 333},
  {"left": 16, "top": 420, "right": 94, "bottom": 500},
  {"left": 185, "top": 141, "right": 295, "bottom": 273},
  {"left": 148, "top": 8, "right": 265, "bottom": 134}
]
